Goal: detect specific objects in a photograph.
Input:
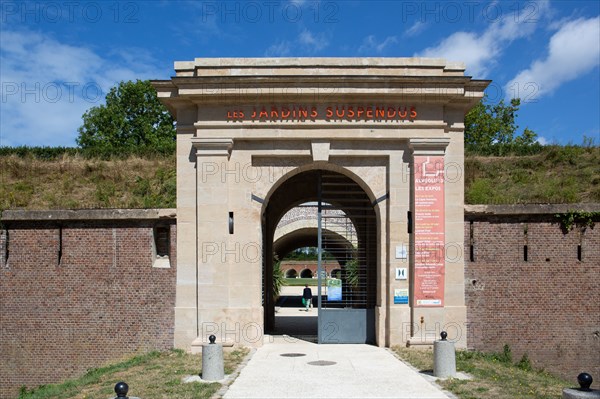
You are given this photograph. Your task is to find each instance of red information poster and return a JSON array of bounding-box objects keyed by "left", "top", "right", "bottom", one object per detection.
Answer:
[{"left": 414, "top": 156, "right": 445, "bottom": 307}]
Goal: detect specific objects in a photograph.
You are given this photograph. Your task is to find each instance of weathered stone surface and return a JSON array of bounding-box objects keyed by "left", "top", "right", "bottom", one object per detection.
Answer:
[{"left": 434, "top": 339, "right": 456, "bottom": 378}]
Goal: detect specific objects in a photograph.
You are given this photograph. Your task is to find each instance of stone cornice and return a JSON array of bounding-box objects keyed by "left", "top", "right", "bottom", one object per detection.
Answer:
[
  {"left": 174, "top": 57, "right": 469, "bottom": 77},
  {"left": 153, "top": 58, "right": 490, "bottom": 111},
  {"left": 409, "top": 138, "right": 451, "bottom": 155},
  {"left": 191, "top": 137, "right": 234, "bottom": 157}
]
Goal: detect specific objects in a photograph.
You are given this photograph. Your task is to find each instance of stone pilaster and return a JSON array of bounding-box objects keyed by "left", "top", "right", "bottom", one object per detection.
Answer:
[{"left": 408, "top": 138, "right": 467, "bottom": 348}]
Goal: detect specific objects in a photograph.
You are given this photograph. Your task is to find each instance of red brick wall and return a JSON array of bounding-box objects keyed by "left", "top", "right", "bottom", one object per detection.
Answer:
[
  {"left": 465, "top": 217, "right": 600, "bottom": 381},
  {"left": 280, "top": 260, "right": 340, "bottom": 277},
  {"left": 0, "top": 221, "right": 176, "bottom": 399},
  {"left": 1, "top": 213, "right": 599, "bottom": 396}
]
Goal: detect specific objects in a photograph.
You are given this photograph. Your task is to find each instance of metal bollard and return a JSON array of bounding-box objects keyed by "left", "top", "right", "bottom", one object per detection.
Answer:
[
  {"left": 201, "top": 334, "right": 225, "bottom": 381},
  {"left": 563, "top": 373, "right": 600, "bottom": 399},
  {"left": 114, "top": 382, "right": 128, "bottom": 399},
  {"left": 433, "top": 331, "right": 456, "bottom": 378}
]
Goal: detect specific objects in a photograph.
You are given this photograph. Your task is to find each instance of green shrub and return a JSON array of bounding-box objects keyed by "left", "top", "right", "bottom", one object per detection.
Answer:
[{"left": 517, "top": 353, "right": 533, "bottom": 371}]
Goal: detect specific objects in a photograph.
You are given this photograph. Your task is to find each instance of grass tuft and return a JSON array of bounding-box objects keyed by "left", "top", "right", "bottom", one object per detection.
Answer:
[
  {"left": 392, "top": 346, "right": 571, "bottom": 399},
  {"left": 17, "top": 348, "right": 249, "bottom": 399}
]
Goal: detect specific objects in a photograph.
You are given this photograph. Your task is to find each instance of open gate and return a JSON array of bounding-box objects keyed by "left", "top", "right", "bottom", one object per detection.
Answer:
[{"left": 316, "top": 171, "right": 377, "bottom": 344}]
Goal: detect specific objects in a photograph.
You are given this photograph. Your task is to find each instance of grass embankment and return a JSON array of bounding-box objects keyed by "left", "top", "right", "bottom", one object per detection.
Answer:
[
  {"left": 0, "top": 145, "right": 598, "bottom": 211},
  {"left": 465, "top": 145, "right": 599, "bottom": 204},
  {"left": 0, "top": 153, "right": 175, "bottom": 210},
  {"left": 393, "top": 346, "right": 571, "bottom": 399},
  {"left": 18, "top": 348, "right": 249, "bottom": 399}
]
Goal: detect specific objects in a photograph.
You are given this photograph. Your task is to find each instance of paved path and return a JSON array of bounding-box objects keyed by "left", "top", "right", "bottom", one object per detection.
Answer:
[{"left": 223, "top": 336, "right": 450, "bottom": 399}]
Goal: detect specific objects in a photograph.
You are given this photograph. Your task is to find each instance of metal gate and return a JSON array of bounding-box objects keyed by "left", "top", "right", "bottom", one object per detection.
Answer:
[{"left": 316, "top": 171, "right": 377, "bottom": 344}]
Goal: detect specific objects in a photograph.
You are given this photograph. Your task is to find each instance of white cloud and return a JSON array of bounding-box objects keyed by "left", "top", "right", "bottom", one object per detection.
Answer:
[
  {"left": 264, "top": 40, "right": 292, "bottom": 57},
  {"left": 505, "top": 17, "right": 600, "bottom": 100},
  {"left": 0, "top": 29, "right": 167, "bottom": 147},
  {"left": 536, "top": 136, "right": 550, "bottom": 146},
  {"left": 298, "top": 29, "right": 329, "bottom": 52},
  {"left": 416, "top": 1, "right": 550, "bottom": 77},
  {"left": 264, "top": 29, "right": 329, "bottom": 56},
  {"left": 358, "top": 35, "right": 398, "bottom": 54},
  {"left": 405, "top": 21, "right": 426, "bottom": 37},
  {"left": 418, "top": 32, "right": 494, "bottom": 76}
]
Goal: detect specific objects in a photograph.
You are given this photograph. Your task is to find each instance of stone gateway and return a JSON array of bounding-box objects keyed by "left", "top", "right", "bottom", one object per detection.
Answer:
[
  {"left": 152, "top": 58, "right": 489, "bottom": 349},
  {"left": 1, "top": 58, "right": 598, "bottom": 398}
]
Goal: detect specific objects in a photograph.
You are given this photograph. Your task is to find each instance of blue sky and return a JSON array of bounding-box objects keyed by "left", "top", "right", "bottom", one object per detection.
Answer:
[{"left": 1, "top": 0, "right": 599, "bottom": 147}]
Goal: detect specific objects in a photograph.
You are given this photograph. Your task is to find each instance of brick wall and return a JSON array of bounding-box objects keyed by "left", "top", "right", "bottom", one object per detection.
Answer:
[
  {"left": 0, "top": 219, "right": 176, "bottom": 399},
  {"left": 465, "top": 215, "right": 600, "bottom": 381},
  {"left": 1, "top": 207, "right": 599, "bottom": 396},
  {"left": 280, "top": 260, "right": 341, "bottom": 277}
]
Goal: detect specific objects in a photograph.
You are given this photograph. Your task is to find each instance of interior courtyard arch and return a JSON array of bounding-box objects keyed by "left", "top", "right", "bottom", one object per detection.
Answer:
[{"left": 263, "top": 168, "right": 379, "bottom": 342}]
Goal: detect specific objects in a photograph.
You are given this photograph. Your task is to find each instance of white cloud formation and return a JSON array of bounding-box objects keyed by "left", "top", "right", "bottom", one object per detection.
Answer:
[
  {"left": 264, "top": 29, "right": 329, "bottom": 56},
  {"left": 505, "top": 16, "right": 600, "bottom": 100},
  {"left": 358, "top": 35, "right": 398, "bottom": 54},
  {"left": 536, "top": 136, "right": 550, "bottom": 146},
  {"left": 298, "top": 29, "right": 329, "bottom": 52},
  {"left": 405, "top": 21, "right": 426, "bottom": 37},
  {"left": 0, "top": 29, "right": 166, "bottom": 147},
  {"left": 264, "top": 40, "right": 292, "bottom": 57},
  {"left": 416, "top": 1, "right": 550, "bottom": 77}
]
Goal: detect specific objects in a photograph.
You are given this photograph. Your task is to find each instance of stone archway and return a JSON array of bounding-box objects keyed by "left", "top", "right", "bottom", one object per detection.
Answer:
[
  {"left": 262, "top": 168, "right": 378, "bottom": 343},
  {"left": 153, "top": 57, "right": 487, "bottom": 349}
]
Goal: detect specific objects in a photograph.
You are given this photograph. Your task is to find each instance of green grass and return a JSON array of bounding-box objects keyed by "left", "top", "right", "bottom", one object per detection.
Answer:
[
  {"left": 284, "top": 278, "right": 319, "bottom": 286},
  {"left": 0, "top": 145, "right": 598, "bottom": 212},
  {"left": 18, "top": 348, "right": 249, "bottom": 399},
  {"left": 465, "top": 145, "right": 599, "bottom": 204},
  {"left": 392, "top": 346, "right": 571, "bottom": 399},
  {"left": 0, "top": 154, "right": 176, "bottom": 212}
]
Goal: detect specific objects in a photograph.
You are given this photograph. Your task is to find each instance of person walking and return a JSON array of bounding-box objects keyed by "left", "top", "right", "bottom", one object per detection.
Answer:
[{"left": 302, "top": 284, "right": 313, "bottom": 311}]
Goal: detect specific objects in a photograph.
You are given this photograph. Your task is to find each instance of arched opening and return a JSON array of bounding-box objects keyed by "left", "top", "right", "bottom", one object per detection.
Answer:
[
  {"left": 263, "top": 168, "right": 378, "bottom": 344},
  {"left": 285, "top": 269, "right": 298, "bottom": 278},
  {"left": 331, "top": 269, "right": 342, "bottom": 278},
  {"left": 300, "top": 269, "right": 313, "bottom": 278}
]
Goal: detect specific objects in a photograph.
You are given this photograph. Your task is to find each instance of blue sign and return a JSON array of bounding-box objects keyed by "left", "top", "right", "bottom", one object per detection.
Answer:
[
  {"left": 327, "top": 278, "right": 342, "bottom": 301},
  {"left": 394, "top": 289, "right": 409, "bottom": 304}
]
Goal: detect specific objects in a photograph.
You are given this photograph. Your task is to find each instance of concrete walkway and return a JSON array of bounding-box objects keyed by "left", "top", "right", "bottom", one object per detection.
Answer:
[{"left": 222, "top": 336, "right": 450, "bottom": 399}]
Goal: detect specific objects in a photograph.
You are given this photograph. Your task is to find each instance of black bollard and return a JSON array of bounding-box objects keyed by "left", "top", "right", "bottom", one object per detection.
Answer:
[
  {"left": 578, "top": 373, "right": 593, "bottom": 392},
  {"left": 115, "top": 381, "right": 129, "bottom": 399},
  {"left": 562, "top": 372, "right": 600, "bottom": 398}
]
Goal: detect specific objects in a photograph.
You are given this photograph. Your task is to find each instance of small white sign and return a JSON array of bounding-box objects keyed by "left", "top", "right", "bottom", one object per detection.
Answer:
[
  {"left": 395, "top": 267, "right": 407, "bottom": 280},
  {"left": 395, "top": 244, "right": 407, "bottom": 259}
]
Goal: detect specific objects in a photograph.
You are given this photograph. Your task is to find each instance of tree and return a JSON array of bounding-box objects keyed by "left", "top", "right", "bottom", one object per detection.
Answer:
[
  {"left": 272, "top": 254, "right": 285, "bottom": 301},
  {"left": 77, "top": 80, "right": 175, "bottom": 153},
  {"left": 465, "top": 97, "right": 540, "bottom": 155}
]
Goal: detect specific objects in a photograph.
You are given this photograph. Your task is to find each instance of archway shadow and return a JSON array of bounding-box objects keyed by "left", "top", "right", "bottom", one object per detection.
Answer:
[
  {"left": 274, "top": 294, "right": 318, "bottom": 343},
  {"left": 272, "top": 286, "right": 318, "bottom": 343}
]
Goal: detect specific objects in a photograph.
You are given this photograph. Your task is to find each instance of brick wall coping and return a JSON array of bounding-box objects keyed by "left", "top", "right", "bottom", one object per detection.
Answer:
[
  {"left": 2, "top": 204, "right": 598, "bottom": 222},
  {"left": 1, "top": 208, "right": 177, "bottom": 222},
  {"left": 465, "top": 203, "right": 600, "bottom": 216}
]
